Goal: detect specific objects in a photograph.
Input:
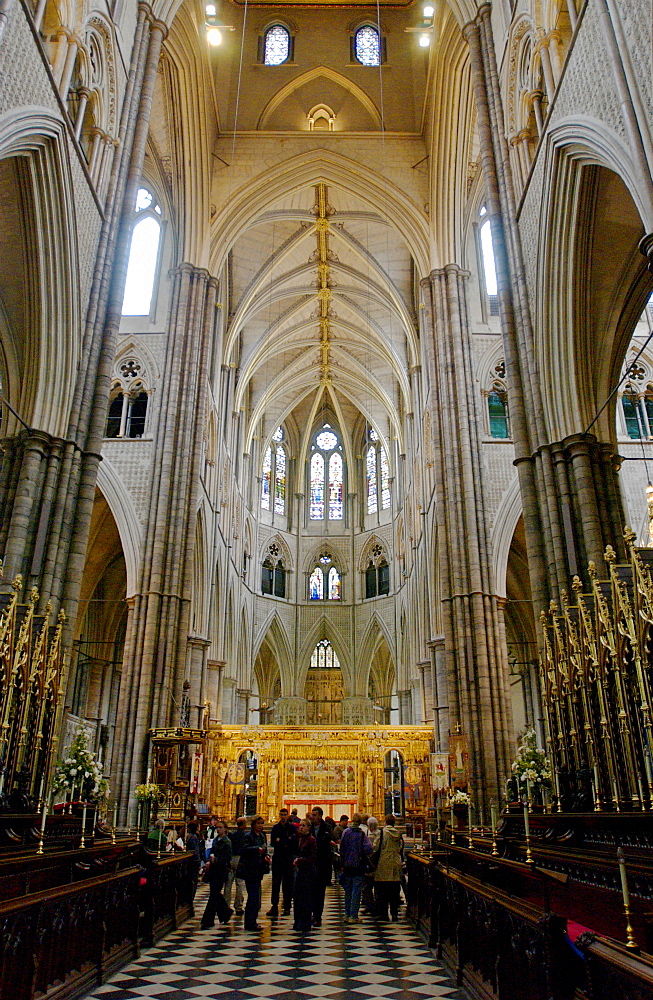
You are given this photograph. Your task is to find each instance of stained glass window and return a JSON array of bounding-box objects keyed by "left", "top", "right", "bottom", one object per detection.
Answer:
[
  {"left": 488, "top": 390, "right": 509, "bottom": 438},
  {"left": 261, "top": 447, "right": 272, "bottom": 509},
  {"left": 623, "top": 393, "right": 643, "bottom": 439},
  {"left": 310, "top": 453, "right": 325, "bottom": 520},
  {"left": 309, "top": 425, "right": 344, "bottom": 522},
  {"left": 274, "top": 445, "right": 286, "bottom": 514},
  {"left": 311, "top": 638, "right": 340, "bottom": 670},
  {"left": 367, "top": 445, "right": 378, "bottom": 513},
  {"left": 328, "top": 566, "right": 341, "bottom": 600},
  {"left": 328, "top": 453, "right": 343, "bottom": 520},
  {"left": 261, "top": 427, "right": 287, "bottom": 514},
  {"left": 380, "top": 449, "right": 391, "bottom": 509},
  {"left": 309, "top": 567, "right": 323, "bottom": 600},
  {"left": 264, "top": 24, "right": 290, "bottom": 65},
  {"left": 354, "top": 25, "right": 380, "bottom": 66}
]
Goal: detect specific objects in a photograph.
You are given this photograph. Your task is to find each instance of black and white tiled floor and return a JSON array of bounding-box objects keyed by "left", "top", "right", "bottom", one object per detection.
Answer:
[{"left": 87, "top": 880, "right": 464, "bottom": 1000}]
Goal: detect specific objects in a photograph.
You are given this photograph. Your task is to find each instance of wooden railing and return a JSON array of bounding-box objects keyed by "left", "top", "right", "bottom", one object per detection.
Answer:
[
  {"left": 0, "top": 866, "right": 140, "bottom": 1000},
  {"left": 139, "top": 850, "right": 196, "bottom": 946}
]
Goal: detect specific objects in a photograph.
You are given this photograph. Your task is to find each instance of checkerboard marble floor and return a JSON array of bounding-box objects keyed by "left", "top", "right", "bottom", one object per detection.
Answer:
[{"left": 86, "top": 880, "right": 464, "bottom": 1000}]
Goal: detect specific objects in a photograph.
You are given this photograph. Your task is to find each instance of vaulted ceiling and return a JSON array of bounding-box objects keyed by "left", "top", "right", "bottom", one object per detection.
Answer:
[{"left": 226, "top": 181, "right": 419, "bottom": 456}]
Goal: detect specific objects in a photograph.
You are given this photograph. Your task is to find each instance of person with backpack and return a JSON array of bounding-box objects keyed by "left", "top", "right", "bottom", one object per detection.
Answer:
[
  {"left": 338, "top": 812, "right": 372, "bottom": 924},
  {"left": 373, "top": 814, "right": 404, "bottom": 921}
]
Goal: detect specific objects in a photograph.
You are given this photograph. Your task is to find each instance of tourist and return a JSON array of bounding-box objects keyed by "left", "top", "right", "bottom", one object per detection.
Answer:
[
  {"left": 226, "top": 816, "right": 247, "bottom": 914},
  {"left": 361, "top": 817, "right": 378, "bottom": 913},
  {"left": 373, "top": 815, "right": 404, "bottom": 921},
  {"left": 267, "top": 807, "right": 297, "bottom": 917},
  {"left": 310, "top": 806, "right": 334, "bottom": 926},
  {"left": 204, "top": 816, "right": 218, "bottom": 861},
  {"left": 333, "top": 815, "right": 349, "bottom": 842},
  {"left": 236, "top": 815, "right": 270, "bottom": 931},
  {"left": 145, "top": 818, "right": 166, "bottom": 852},
  {"left": 200, "top": 820, "right": 233, "bottom": 928},
  {"left": 339, "top": 812, "right": 372, "bottom": 924},
  {"left": 185, "top": 821, "right": 203, "bottom": 896},
  {"left": 289, "top": 808, "right": 301, "bottom": 827},
  {"left": 292, "top": 817, "right": 317, "bottom": 932}
]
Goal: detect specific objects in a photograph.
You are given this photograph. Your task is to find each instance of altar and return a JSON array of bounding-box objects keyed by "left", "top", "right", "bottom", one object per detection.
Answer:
[{"left": 206, "top": 725, "right": 434, "bottom": 823}]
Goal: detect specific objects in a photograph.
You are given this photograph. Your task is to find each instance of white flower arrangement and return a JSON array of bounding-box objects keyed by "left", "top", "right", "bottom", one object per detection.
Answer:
[
  {"left": 52, "top": 728, "right": 109, "bottom": 801},
  {"left": 511, "top": 728, "right": 551, "bottom": 788},
  {"left": 448, "top": 789, "right": 471, "bottom": 806},
  {"left": 134, "top": 782, "right": 161, "bottom": 802}
]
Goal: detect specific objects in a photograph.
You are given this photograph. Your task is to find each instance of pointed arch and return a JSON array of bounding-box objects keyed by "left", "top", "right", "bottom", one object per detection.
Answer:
[
  {"left": 252, "top": 611, "right": 294, "bottom": 696},
  {"left": 296, "top": 615, "right": 351, "bottom": 697},
  {"left": 257, "top": 66, "right": 382, "bottom": 131}
]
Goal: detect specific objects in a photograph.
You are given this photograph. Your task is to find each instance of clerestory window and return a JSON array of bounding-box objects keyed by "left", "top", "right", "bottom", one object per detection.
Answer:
[
  {"left": 122, "top": 187, "right": 163, "bottom": 316},
  {"left": 263, "top": 24, "right": 291, "bottom": 65},
  {"left": 261, "top": 426, "right": 287, "bottom": 515},
  {"left": 365, "top": 427, "right": 391, "bottom": 513},
  {"left": 309, "top": 552, "right": 341, "bottom": 601},
  {"left": 354, "top": 24, "right": 381, "bottom": 66},
  {"left": 309, "top": 424, "right": 345, "bottom": 523}
]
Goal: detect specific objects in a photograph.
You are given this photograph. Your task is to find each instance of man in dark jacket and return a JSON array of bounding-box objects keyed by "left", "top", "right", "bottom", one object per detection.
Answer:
[
  {"left": 226, "top": 816, "right": 247, "bottom": 914},
  {"left": 267, "top": 807, "right": 297, "bottom": 917},
  {"left": 236, "top": 816, "right": 269, "bottom": 930},
  {"left": 310, "top": 806, "right": 334, "bottom": 926}
]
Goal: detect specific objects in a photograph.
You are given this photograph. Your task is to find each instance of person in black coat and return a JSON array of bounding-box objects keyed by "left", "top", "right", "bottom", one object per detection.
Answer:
[
  {"left": 236, "top": 816, "right": 270, "bottom": 930},
  {"left": 292, "top": 817, "right": 317, "bottom": 932},
  {"left": 267, "top": 807, "right": 298, "bottom": 917},
  {"left": 310, "top": 806, "right": 334, "bottom": 926},
  {"left": 200, "top": 821, "right": 233, "bottom": 928}
]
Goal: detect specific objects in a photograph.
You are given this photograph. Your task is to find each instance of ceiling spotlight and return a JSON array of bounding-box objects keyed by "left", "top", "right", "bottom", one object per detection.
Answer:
[
  {"left": 207, "top": 26, "right": 222, "bottom": 45},
  {"left": 419, "top": 33, "right": 431, "bottom": 47},
  {"left": 423, "top": 3, "right": 435, "bottom": 16}
]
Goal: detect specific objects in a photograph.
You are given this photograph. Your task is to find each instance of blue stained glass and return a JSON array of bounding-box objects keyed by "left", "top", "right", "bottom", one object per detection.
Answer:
[
  {"left": 264, "top": 25, "right": 290, "bottom": 65},
  {"left": 355, "top": 25, "right": 380, "bottom": 66},
  {"left": 367, "top": 445, "right": 377, "bottom": 514},
  {"left": 310, "top": 453, "right": 325, "bottom": 519},
  {"left": 309, "top": 567, "right": 323, "bottom": 600},
  {"left": 261, "top": 447, "right": 271, "bottom": 509},
  {"left": 328, "top": 453, "right": 343, "bottom": 520},
  {"left": 274, "top": 445, "right": 286, "bottom": 514},
  {"left": 380, "top": 448, "right": 391, "bottom": 509}
]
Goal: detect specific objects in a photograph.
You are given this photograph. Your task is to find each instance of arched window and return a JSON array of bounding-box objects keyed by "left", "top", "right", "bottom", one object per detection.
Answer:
[
  {"left": 365, "top": 427, "right": 391, "bottom": 513},
  {"left": 261, "top": 542, "right": 287, "bottom": 598},
  {"left": 354, "top": 24, "right": 381, "bottom": 66},
  {"left": 260, "top": 426, "right": 287, "bottom": 514},
  {"left": 479, "top": 211, "right": 499, "bottom": 316},
  {"left": 305, "top": 639, "right": 344, "bottom": 724},
  {"left": 309, "top": 424, "right": 345, "bottom": 522},
  {"left": 488, "top": 381, "right": 509, "bottom": 438},
  {"left": 104, "top": 387, "right": 149, "bottom": 438},
  {"left": 122, "top": 187, "right": 162, "bottom": 316},
  {"left": 364, "top": 544, "right": 390, "bottom": 598},
  {"left": 309, "top": 552, "right": 341, "bottom": 601},
  {"left": 623, "top": 389, "right": 647, "bottom": 439},
  {"left": 263, "top": 24, "right": 291, "bottom": 65}
]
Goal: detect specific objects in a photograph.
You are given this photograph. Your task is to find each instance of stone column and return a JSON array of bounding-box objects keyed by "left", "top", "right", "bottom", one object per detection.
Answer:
[
  {"left": 421, "top": 264, "right": 512, "bottom": 808},
  {"left": 112, "top": 264, "right": 219, "bottom": 814}
]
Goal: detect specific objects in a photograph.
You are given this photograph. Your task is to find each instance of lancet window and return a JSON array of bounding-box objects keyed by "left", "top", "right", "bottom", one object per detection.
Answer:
[
  {"left": 365, "top": 427, "right": 391, "bottom": 513},
  {"left": 479, "top": 209, "right": 500, "bottom": 317},
  {"left": 309, "top": 424, "right": 345, "bottom": 522},
  {"left": 487, "top": 365, "right": 510, "bottom": 438},
  {"left": 309, "top": 552, "right": 341, "bottom": 601},
  {"left": 122, "top": 187, "right": 163, "bottom": 316},
  {"left": 263, "top": 24, "right": 291, "bottom": 65},
  {"left": 364, "top": 543, "right": 390, "bottom": 598},
  {"left": 261, "top": 426, "right": 287, "bottom": 514},
  {"left": 354, "top": 24, "right": 381, "bottom": 66},
  {"left": 261, "top": 542, "right": 287, "bottom": 598}
]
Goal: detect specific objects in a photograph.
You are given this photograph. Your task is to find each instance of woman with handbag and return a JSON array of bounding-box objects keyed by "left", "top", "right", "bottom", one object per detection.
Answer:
[
  {"left": 373, "top": 814, "right": 404, "bottom": 921},
  {"left": 339, "top": 812, "right": 372, "bottom": 924}
]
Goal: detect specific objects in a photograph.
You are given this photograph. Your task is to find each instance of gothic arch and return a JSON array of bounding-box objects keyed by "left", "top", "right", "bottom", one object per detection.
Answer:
[
  {"left": 95, "top": 458, "right": 143, "bottom": 598},
  {"left": 0, "top": 110, "right": 82, "bottom": 438},
  {"left": 490, "top": 476, "right": 523, "bottom": 601},
  {"left": 536, "top": 123, "right": 653, "bottom": 442},
  {"left": 359, "top": 533, "right": 389, "bottom": 572},
  {"left": 252, "top": 612, "right": 293, "bottom": 696},
  {"left": 296, "top": 616, "right": 351, "bottom": 698},
  {"left": 257, "top": 66, "right": 382, "bottom": 131}
]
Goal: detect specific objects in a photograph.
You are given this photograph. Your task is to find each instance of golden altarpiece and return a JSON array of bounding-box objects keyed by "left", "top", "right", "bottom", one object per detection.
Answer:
[{"left": 204, "top": 725, "right": 434, "bottom": 823}]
